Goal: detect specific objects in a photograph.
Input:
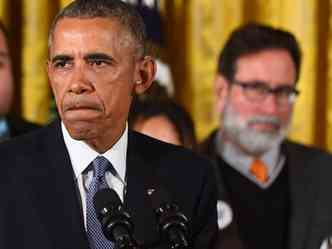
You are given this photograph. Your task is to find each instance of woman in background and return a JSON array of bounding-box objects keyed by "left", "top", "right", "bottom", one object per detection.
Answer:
[{"left": 129, "top": 83, "right": 197, "bottom": 150}]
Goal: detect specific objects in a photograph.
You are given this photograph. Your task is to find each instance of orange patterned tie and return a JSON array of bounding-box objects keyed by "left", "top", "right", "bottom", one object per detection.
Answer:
[{"left": 249, "top": 159, "right": 268, "bottom": 183}]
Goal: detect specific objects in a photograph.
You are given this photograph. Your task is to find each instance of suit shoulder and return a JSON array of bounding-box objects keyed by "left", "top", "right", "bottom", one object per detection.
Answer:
[
  {"left": 0, "top": 123, "right": 54, "bottom": 156},
  {"left": 198, "top": 129, "right": 218, "bottom": 156},
  {"left": 6, "top": 115, "right": 41, "bottom": 136},
  {"left": 130, "top": 130, "right": 211, "bottom": 159},
  {"left": 130, "top": 130, "right": 214, "bottom": 171},
  {"left": 284, "top": 139, "right": 332, "bottom": 158},
  {"left": 284, "top": 139, "right": 332, "bottom": 173}
]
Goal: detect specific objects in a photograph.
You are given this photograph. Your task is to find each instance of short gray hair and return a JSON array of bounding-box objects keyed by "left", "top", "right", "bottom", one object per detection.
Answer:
[{"left": 48, "top": 0, "right": 146, "bottom": 57}]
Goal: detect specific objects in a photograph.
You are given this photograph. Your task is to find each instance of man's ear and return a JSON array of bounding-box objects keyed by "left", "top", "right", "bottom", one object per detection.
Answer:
[
  {"left": 46, "top": 60, "right": 53, "bottom": 87},
  {"left": 214, "top": 73, "right": 230, "bottom": 113},
  {"left": 134, "top": 56, "right": 156, "bottom": 94}
]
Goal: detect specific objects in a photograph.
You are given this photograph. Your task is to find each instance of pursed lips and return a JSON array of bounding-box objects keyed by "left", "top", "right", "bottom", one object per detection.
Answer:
[
  {"left": 63, "top": 98, "right": 102, "bottom": 112},
  {"left": 65, "top": 105, "right": 100, "bottom": 111}
]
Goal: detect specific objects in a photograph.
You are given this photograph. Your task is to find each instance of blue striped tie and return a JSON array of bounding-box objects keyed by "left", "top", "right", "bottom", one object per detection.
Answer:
[{"left": 86, "top": 156, "right": 114, "bottom": 249}]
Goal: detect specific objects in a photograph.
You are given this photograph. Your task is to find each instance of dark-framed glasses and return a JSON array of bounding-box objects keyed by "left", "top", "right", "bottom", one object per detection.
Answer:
[{"left": 232, "top": 80, "right": 300, "bottom": 106}]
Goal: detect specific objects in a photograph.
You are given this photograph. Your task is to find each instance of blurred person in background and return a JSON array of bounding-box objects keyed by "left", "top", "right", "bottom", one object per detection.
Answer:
[
  {"left": 199, "top": 23, "right": 332, "bottom": 249},
  {"left": 0, "top": 20, "right": 40, "bottom": 141},
  {"left": 130, "top": 83, "right": 197, "bottom": 150}
]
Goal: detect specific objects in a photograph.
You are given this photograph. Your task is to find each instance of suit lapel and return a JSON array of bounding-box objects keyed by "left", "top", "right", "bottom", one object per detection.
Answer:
[
  {"left": 285, "top": 141, "right": 317, "bottom": 249},
  {"left": 124, "top": 131, "right": 160, "bottom": 247},
  {"left": 27, "top": 121, "right": 89, "bottom": 249}
]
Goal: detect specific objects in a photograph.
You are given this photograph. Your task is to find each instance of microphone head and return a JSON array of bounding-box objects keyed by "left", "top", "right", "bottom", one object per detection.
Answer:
[
  {"left": 93, "top": 188, "right": 122, "bottom": 220},
  {"left": 93, "top": 188, "right": 135, "bottom": 245},
  {"left": 149, "top": 187, "right": 171, "bottom": 212},
  {"left": 149, "top": 188, "right": 190, "bottom": 248},
  {"left": 149, "top": 187, "right": 187, "bottom": 227}
]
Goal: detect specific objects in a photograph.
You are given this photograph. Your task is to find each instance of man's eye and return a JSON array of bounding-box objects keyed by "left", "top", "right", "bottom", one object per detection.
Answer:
[
  {"left": 95, "top": 61, "right": 104, "bottom": 66},
  {"left": 54, "top": 60, "right": 69, "bottom": 68},
  {"left": 276, "top": 88, "right": 293, "bottom": 97},
  {"left": 250, "top": 84, "right": 269, "bottom": 94},
  {"left": 89, "top": 59, "right": 110, "bottom": 67}
]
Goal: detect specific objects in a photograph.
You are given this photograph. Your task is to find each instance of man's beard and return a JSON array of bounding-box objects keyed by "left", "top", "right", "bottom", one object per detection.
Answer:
[{"left": 222, "top": 103, "right": 290, "bottom": 156}]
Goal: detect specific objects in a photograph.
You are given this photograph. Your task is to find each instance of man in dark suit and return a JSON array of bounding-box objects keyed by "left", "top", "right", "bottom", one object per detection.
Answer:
[
  {"left": 0, "top": 1, "right": 217, "bottom": 249},
  {"left": 199, "top": 23, "right": 332, "bottom": 249},
  {"left": 0, "top": 21, "right": 39, "bottom": 140}
]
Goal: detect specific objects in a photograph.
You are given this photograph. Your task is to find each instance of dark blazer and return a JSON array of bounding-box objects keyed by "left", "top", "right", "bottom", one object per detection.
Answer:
[
  {"left": 0, "top": 121, "right": 218, "bottom": 249},
  {"left": 199, "top": 130, "right": 332, "bottom": 249}
]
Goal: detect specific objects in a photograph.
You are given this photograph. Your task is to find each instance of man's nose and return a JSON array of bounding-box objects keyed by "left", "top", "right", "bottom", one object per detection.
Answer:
[
  {"left": 69, "top": 65, "right": 93, "bottom": 94},
  {"left": 260, "top": 94, "right": 279, "bottom": 114}
]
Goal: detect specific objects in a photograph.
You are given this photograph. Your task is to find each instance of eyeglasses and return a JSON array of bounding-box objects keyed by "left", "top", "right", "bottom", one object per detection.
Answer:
[{"left": 232, "top": 80, "right": 300, "bottom": 106}]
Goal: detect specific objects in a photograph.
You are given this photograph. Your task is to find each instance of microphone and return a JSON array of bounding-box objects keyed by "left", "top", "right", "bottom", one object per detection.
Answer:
[
  {"left": 151, "top": 189, "right": 190, "bottom": 249},
  {"left": 93, "top": 188, "right": 138, "bottom": 249}
]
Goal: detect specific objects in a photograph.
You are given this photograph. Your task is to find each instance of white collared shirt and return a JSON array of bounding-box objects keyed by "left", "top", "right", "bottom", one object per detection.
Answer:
[
  {"left": 216, "top": 130, "right": 285, "bottom": 188},
  {"left": 61, "top": 122, "right": 128, "bottom": 227}
]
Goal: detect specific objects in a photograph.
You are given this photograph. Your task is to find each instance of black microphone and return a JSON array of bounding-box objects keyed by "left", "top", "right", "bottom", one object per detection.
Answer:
[
  {"left": 93, "top": 188, "right": 138, "bottom": 249},
  {"left": 151, "top": 189, "right": 190, "bottom": 249}
]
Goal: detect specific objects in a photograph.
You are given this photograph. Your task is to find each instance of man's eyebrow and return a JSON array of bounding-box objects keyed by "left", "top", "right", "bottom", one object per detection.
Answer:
[
  {"left": 84, "top": 53, "right": 114, "bottom": 61},
  {"left": 51, "top": 54, "right": 73, "bottom": 63}
]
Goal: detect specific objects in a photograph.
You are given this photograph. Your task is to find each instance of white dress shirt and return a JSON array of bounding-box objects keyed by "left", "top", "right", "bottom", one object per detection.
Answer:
[{"left": 61, "top": 122, "right": 128, "bottom": 227}]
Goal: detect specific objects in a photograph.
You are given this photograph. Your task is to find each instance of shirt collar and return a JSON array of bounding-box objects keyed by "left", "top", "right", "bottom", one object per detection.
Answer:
[{"left": 61, "top": 122, "right": 128, "bottom": 183}]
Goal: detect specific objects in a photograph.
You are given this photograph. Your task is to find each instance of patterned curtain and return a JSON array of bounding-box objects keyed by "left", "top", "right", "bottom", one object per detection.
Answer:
[{"left": 0, "top": 0, "right": 332, "bottom": 151}]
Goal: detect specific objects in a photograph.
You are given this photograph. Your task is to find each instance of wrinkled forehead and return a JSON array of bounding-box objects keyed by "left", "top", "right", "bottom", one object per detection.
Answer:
[{"left": 49, "top": 17, "right": 137, "bottom": 57}]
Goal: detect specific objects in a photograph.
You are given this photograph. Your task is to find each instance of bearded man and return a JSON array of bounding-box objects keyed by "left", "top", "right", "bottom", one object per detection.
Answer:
[{"left": 199, "top": 23, "right": 332, "bottom": 249}]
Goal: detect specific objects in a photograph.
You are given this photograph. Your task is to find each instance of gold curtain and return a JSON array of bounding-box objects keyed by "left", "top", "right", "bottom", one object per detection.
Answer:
[
  {"left": 21, "top": 0, "right": 55, "bottom": 124},
  {"left": 0, "top": 1, "right": 8, "bottom": 26},
  {"left": 0, "top": 0, "right": 59, "bottom": 124},
  {"left": 326, "top": 2, "right": 332, "bottom": 150},
  {"left": 0, "top": 0, "right": 331, "bottom": 151}
]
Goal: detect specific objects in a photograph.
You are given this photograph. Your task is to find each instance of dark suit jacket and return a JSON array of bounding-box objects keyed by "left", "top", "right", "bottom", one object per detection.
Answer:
[
  {"left": 0, "top": 121, "right": 218, "bottom": 249},
  {"left": 199, "top": 130, "right": 332, "bottom": 249}
]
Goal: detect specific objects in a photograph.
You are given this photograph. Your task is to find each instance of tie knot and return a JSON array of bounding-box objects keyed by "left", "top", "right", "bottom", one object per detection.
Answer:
[
  {"left": 249, "top": 158, "right": 268, "bottom": 183},
  {"left": 92, "top": 156, "right": 110, "bottom": 179}
]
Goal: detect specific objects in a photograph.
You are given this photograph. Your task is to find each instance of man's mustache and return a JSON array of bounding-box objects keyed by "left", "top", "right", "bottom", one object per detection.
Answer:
[{"left": 247, "top": 116, "right": 282, "bottom": 129}]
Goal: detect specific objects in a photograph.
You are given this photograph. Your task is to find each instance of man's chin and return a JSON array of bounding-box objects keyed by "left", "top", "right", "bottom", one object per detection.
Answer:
[
  {"left": 239, "top": 130, "right": 285, "bottom": 155},
  {"left": 64, "top": 121, "right": 97, "bottom": 141}
]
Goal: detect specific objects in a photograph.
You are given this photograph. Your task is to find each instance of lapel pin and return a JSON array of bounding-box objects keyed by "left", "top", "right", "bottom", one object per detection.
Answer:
[{"left": 147, "top": 188, "right": 155, "bottom": 195}]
